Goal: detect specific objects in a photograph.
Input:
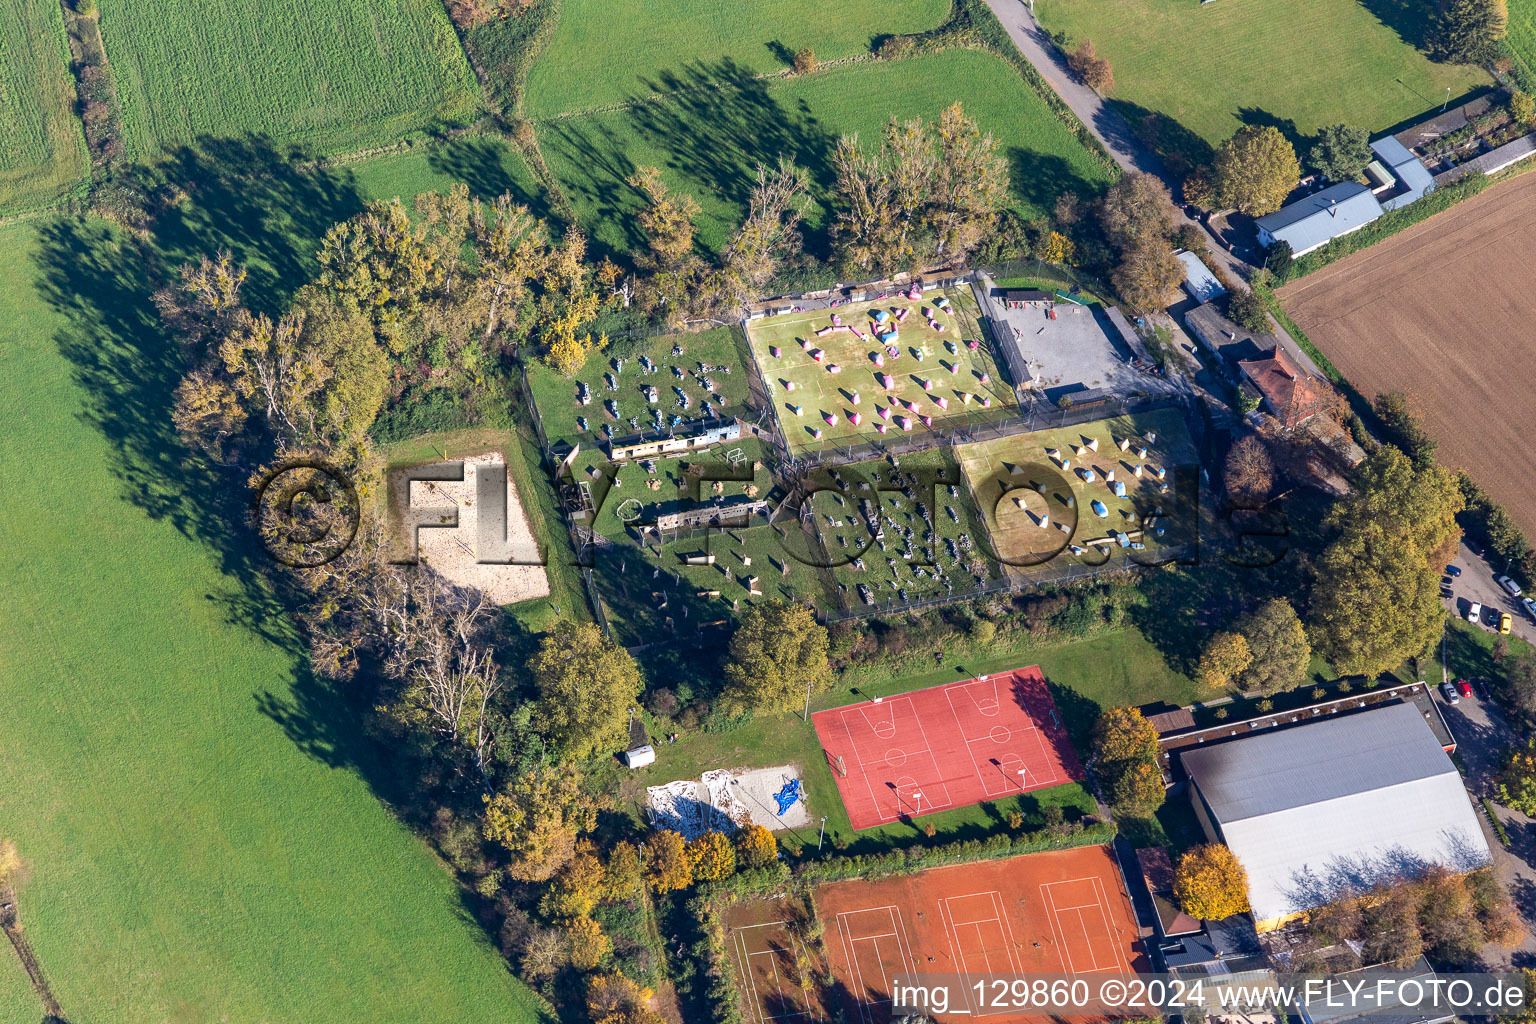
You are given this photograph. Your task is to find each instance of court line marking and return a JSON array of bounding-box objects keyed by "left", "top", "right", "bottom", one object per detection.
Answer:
[
  {"left": 835, "top": 905, "right": 916, "bottom": 1024},
  {"left": 1041, "top": 876, "right": 1121, "bottom": 973},
  {"left": 946, "top": 675, "right": 1063, "bottom": 796},
  {"left": 733, "top": 922, "right": 814, "bottom": 1023}
]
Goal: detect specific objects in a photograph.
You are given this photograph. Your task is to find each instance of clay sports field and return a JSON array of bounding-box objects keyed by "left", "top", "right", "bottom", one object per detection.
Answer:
[
  {"left": 1279, "top": 173, "right": 1536, "bottom": 537},
  {"left": 811, "top": 667, "right": 1083, "bottom": 830},
  {"left": 746, "top": 289, "right": 1019, "bottom": 455},
  {"left": 724, "top": 847, "right": 1147, "bottom": 1024}
]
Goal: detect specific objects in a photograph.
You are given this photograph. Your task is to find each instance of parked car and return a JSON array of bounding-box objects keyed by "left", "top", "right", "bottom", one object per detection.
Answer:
[
  {"left": 1501, "top": 612, "right": 1513, "bottom": 634},
  {"left": 1499, "top": 575, "right": 1524, "bottom": 598},
  {"left": 1442, "top": 682, "right": 1461, "bottom": 704},
  {"left": 1468, "top": 601, "right": 1483, "bottom": 623},
  {"left": 1441, "top": 575, "right": 1455, "bottom": 587},
  {"left": 1446, "top": 564, "right": 1463, "bottom": 578},
  {"left": 1457, "top": 679, "right": 1474, "bottom": 699},
  {"left": 1523, "top": 596, "right": 1536, "bottom": 622},
  {"left": 1441, "top": 586, "right": 1455, "bottom": 599}
]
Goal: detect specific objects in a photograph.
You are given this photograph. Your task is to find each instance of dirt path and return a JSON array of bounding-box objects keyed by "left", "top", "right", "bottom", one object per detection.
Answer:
[{"left": 1, "top": 889, "right": 64, "bottom": 1020}]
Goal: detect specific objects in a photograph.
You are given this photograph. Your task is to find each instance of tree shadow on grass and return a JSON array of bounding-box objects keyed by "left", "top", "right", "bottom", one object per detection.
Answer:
[
  {"left": 1108, "top": 99, "right": 1215, "bottom": 181},
  {"left": 540, "top": 58, "right": 838, "bottom": 261},
  {"left": 1353, "top": 0, "right": 1435, "bottom": 52},
  {"left": 1236, "top": 107, "right": 1307, "bottom": 158},
  {"left": 424, "top": 135, "right": 557, "bottom": 222}
]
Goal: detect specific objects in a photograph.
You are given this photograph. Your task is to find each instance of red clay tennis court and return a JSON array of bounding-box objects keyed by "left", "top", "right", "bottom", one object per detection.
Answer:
[
  {"left": 816, "top": 846, "right": 1148, "bottom": 1024},
  {"left": 811, "top": 667, "right": 1083, "bottom": 830}
]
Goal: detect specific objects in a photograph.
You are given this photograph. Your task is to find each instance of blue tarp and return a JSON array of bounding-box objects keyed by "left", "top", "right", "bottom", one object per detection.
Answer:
[{"left": 773, "top": 778, "right": 803, "bottom": 815}]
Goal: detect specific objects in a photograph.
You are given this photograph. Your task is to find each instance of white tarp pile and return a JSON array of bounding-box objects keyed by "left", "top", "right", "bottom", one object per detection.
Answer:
[{"left": 646, "top": 770, "right": 750, "bottom": 839}]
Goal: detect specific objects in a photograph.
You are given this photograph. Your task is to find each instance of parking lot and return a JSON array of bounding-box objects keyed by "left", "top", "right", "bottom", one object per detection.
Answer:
[{"left": 1444, "top": 539, "right": 1535, "bottom": 645}]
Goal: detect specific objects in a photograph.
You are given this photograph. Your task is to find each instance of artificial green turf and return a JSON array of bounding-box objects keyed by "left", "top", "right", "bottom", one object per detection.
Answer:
[
  {"left": 539, "top": 48, "right": 1117, "bottom": 256},
  {"left": 0, "top": 0, "right": 88, "bottom": 213},
  {"left": 523, "top": 0, "right": 950, "bottom": 117},
  {"left": 747, "top": 288, "right": 1019, "bottom": 454},
  {"left": 0, "top": 221, "right": 552, "bottom": 1023},
  {"left": 98, "top": 0, "right": 483, "bottom": 161},
  {"left": 1035, "top": 0, "right": 1487, "bottom": 157}
]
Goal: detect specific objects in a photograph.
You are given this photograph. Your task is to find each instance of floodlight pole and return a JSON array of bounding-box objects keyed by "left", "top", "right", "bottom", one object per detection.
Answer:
[
  {"left": 803, "top": 678, "right": 813, "bottom": 722},
  {"left": 818, "top": 816, "right": 828, "bottom": 851},
  {"left": 1442, "top": 86, "right": 1452, "bottom": 113}
]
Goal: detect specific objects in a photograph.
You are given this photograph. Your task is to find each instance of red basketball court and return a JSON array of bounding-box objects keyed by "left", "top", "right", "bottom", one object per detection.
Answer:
[{"left": 811, "top": 667, "right": 1082, "bottom": 830}]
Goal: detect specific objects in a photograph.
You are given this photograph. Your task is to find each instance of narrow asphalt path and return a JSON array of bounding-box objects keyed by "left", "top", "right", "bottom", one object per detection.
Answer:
[{"left": 979, "top": 0, "right": 1331, "bottom": 378}]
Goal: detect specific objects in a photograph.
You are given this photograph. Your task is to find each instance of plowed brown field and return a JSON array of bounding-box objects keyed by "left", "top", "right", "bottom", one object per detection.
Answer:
[{"left": 1279, "top": 173, "right": 1536, "bottom": 536}]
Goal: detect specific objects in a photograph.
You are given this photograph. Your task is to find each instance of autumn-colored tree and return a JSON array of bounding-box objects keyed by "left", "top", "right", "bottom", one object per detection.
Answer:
[
  {"left": 721, "top": 601, "right": 830, "bottom": 716},
  {"left": 1036, "top": 230, "right": 1076, "bottom": 265},
  {"left": 1235, "top": 599, "right": 1311, "bottom": 696},
  {"left": 1068, "top": 39, "right": 1114, "bottom": 92},
  {"left": 603, "top": 841, "right": 643, "bottom": 899},
  {"left": 1224, "top": 433, "right": 1275, "bottom": 504},
  {"left": 471, "top": 191, "right": 548, "bottom": 340},
  {"left": 315, "top": 198, "right": 446, "bottom": 348},
  {"left": 628, "top": 166, "right": 701, "bottom": 271},
  {"left": 645, "top": 829, "right": 694, "bottom": 892},
  {"left": 1174, "top": 844, "right": 1251, "bottom": 920},
  {"left": 1309, "top": 446, "right": 1462, "bottom": 676},
  {"left": 1111, "top": 237, "right": 1184, "bottom": 310},
  {"left": 483, "top": 765, "right": 598, "bottom": 881},
  {"left": 565, "top": 914, "right": 612, "bottom": 970},
  {"left": 792, "top": 47, "right": 817, "bottom": 73},
  {"left": 1212, "top": 125, "right": 1300, "bottom": 216},
  {"left": 929, "top": 103, "right": 1010, "bottom": 263},
  {"left": 717, "top": 160, "right": 812, "bottom": 308},
  {"left": 1499, "top": 736, "right": 1536, "bottom": 815},
  {"left": 587, "top": 972, "right": 668, "bottom": 1024},
  {"left": 520, "top": 927, "right": 567, "bottom": 981},
  {"left": 1091, "top": 707, "right": 1164, "bottom": 814},
  {"left": 1199, "top": 631, "right": 1253, "bottom": 690},
  {"left": 689, "top": 830, "right": 737, "bottom": 881},
  {"left": 734, "top": 824, "right": 778, "bottom": 869},
  {"left": 540, "top": 843, "right": 607, "bottom": 919},
  {"left": 532, "top": 620, "right": 644, "bottom": 758},
  {"left": 1097, "top": 173, "right": 1177, "bottom": 251}
]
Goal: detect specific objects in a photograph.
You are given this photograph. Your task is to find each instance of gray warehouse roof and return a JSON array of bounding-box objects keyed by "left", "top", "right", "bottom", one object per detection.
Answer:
[
  {"left": 1370, "top": 136, "right": 1435, "bottom": 209},
  {"left": 1255, "top": 181, "right": 1383, "bottom": 256},
  {"left": 1182, "top": 702, "right": 1490, "bottom": 924}
]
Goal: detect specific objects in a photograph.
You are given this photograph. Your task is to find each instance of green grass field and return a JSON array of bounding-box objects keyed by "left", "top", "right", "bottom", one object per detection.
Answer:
[
  {"left": 747, "top": 288, "right": 1018, "bottom": 454},
  {"left": 1035, "top": 0, "right": 1487, "bottom": 157},
  {"left": 526, "top": 326, "right": 757, "bottom": 456},
  {"left": 1510, "top": 0, "right": 1536, "bottom": 85},
  {"left": 802, "top": 449, "right": 1005, "bottom": 614},
  {"left": 523, "top": 0, "right": 949, "bottom": 117},
  {"left": 539, "top": 48, "right": 1117, "bottom": 256},
  {"left": 955, "top": 407, "right": 1199, "bottom": 575},
  {"left": 0, "top": 0, "right": 89, "bottom": 213},
  {"left": 342, "top": 134, "right": 549, "bottom": 213},
  {"left": 0, "top": 220, "right": 553, "bottom": 1022},
  {"left": 98, "top": 0, "right": 482, "bottom": 161}
]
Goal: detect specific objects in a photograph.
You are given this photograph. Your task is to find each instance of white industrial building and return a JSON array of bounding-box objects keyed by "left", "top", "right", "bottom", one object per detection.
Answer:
[{"left": 1180, "top": 701, "right": 1490, "bottom": 931}]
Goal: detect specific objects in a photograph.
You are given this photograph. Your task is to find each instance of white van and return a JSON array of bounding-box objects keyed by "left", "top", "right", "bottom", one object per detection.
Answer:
[{"left": 1468, "top": 602, "right": 1483, "bottom": 624}]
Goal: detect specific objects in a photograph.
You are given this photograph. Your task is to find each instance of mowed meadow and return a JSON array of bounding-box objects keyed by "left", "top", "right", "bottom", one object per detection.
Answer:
[
  {"left": 0, "top": 209, "right": 552, "bottom": 1022},
  {"left": 0, "top": 0, "right": 88, "bottom": 212},
  {"left": 541, "top": 49, "right": 1118, "bottom": 257},
  {"left": 98, "top": 0, "right": 482, "bottom": 160},
  {"left": 1036, "top": 0, "right": 1486, "bottom": 154},
  {"left": 523, "top": 0, "right": 950, "bottom": 117}
]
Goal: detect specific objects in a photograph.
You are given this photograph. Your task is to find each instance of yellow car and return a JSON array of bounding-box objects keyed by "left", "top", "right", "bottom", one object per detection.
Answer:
[{"left": 1500, "top": 612, "right": 1513, "bottom": 634}]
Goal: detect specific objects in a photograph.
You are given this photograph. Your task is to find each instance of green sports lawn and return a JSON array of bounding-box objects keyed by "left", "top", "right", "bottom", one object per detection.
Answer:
[
  {"left": 539, "top": 48, "right": 1118, "bottom": 256},
  {"left": 0, "top": 0, "right": 88, "bottom": 213},
  {"left": 523, "top": 0, "right": 949, "bottom": 117},
  {"left": 1035, "top": 0, "right": 1487, "bottom": 153},
  {"left": 98, "top": 0, "right": 482, "bottom": 161},
  {"left": 747, "top": 288, "right": 1018, "bottom": 454},
  {"left": 0, "top": 220, "right": 551, "bottom": 1022}
]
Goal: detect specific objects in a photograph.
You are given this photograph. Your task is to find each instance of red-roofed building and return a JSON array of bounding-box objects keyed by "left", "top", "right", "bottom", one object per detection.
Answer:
[{"left": 1237, "top": 346, "right": 1330, "bottom": 428}]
